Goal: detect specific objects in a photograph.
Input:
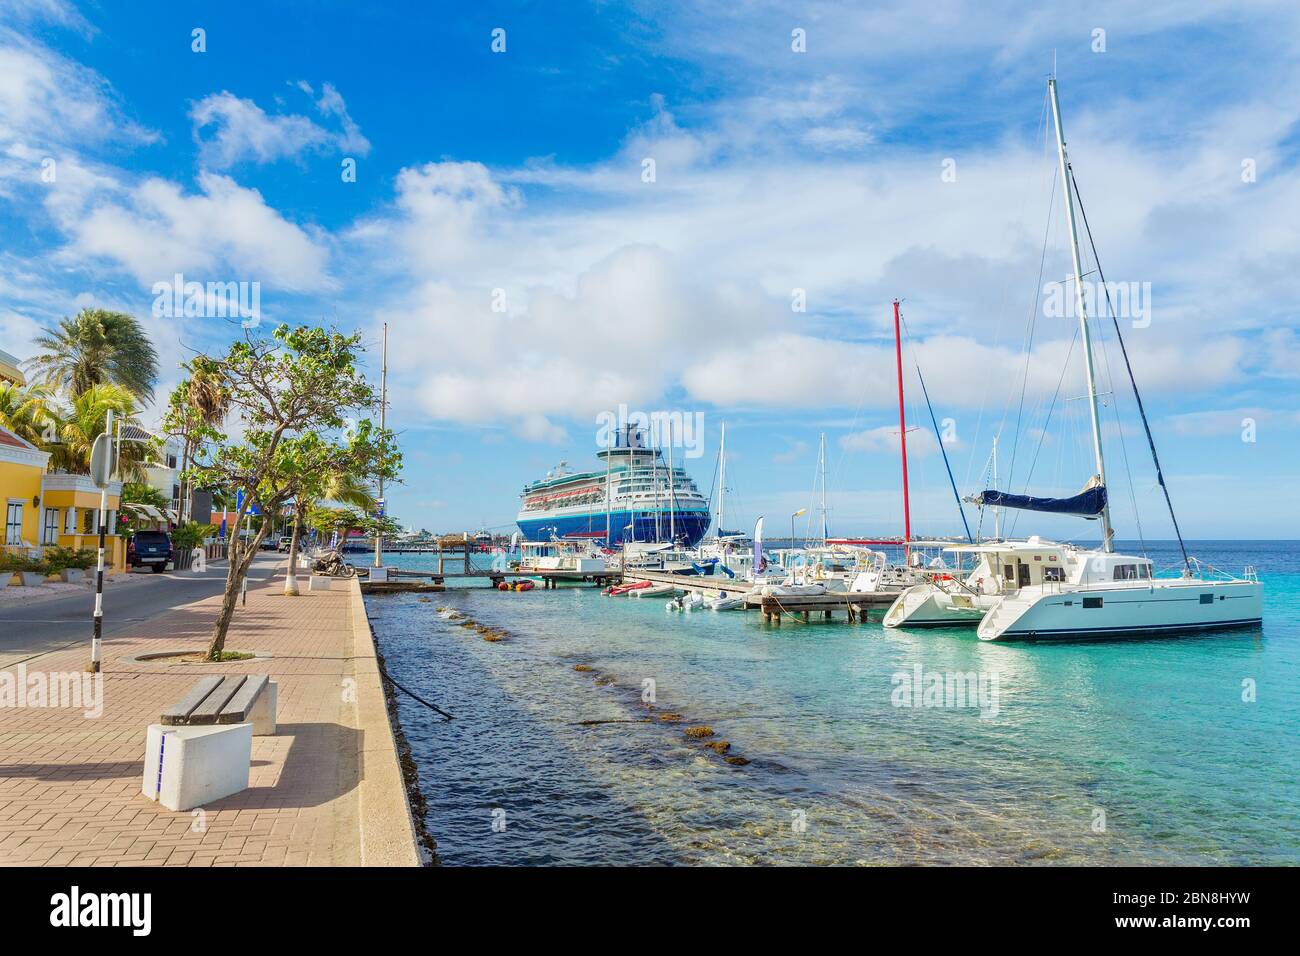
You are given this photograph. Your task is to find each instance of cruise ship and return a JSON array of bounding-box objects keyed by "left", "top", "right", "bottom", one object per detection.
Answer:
[{"left": 517, "top": 425, "right": 711, "bottom": 547}]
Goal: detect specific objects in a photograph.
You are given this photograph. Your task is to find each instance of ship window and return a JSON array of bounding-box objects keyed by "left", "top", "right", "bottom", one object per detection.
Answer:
[
  {"left": 1139, "top": 564, "right": 1152, "bottom": 579},
  {"left": 1199, "top": 593, "right": 1214, "bottom": 605},
  {"left": 1082, "top": 596, "right": 1103, "bottom": 609},
  {"left": 1112, "top": 564, "right": 1139, "bottom": 580},
  {"left": 1044, "top": 566, "right": 1064, "bottom": 582}
]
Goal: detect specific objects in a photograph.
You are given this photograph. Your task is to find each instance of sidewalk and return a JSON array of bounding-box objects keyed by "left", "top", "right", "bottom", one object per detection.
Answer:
[{"left": 0, "top": 560, "right": 420, "bottom": 867}]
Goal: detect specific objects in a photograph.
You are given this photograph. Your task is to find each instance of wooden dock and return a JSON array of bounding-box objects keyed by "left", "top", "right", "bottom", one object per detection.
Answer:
[{"left": 620, "top": 568, "right": 903, "bottom": 622}]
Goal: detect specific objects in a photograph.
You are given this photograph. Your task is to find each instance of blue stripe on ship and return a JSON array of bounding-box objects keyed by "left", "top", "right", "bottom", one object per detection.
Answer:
[{"left": 518, "top": 510, "right": 710, "bottom": 547}]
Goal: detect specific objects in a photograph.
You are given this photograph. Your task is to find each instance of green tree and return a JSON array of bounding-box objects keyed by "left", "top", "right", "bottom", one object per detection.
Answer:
[
  {"left": 28, "top": 308, "right": 159, "bottom": 401},
  {"left": 166, "top": 324, "right": 399, "bottom": 660},
  {"left": 284, "top": 462, "right": 380, "bottom": 595},
  {"left": 46, "top": 383, "right": 152, "bottom": 480},
  {"left": 0, "top": 381, "right": 58, "bottom": 445}
]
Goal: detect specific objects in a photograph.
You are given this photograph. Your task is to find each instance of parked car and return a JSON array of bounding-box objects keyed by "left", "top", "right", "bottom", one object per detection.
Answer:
[
  {"left": 127, "top": 530, "right": 174, "bottom": 573},
  {"left": 277, "top": 535, "right": 294, "bottom": 552}
]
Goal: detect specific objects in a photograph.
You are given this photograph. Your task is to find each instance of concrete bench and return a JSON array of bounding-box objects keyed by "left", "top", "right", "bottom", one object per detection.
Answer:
[{"left": 141, "top": 675, "right": 278, "bottom": 811}]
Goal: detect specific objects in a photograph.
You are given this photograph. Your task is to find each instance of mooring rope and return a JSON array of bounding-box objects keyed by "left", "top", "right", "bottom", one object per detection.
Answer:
[{"left": 377, "top": 656, "right": 455, "bottom": 720}]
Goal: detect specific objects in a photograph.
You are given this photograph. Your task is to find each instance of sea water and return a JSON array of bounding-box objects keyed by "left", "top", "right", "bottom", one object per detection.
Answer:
[{"left": 366, "top": 541, "right": 1300, "bottom": 865}]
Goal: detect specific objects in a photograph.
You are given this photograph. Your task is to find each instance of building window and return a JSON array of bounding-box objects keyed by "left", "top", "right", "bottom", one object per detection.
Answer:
[
  {"left": 64, "top": 508, "right": 77, "bottom": 534},
  {"left": 5, "top": 501, "right": 23, "bottom": 545},
  {"left": 82, "top": 509, "right": 96, "bottom": 535},
  {"left": 42, "top": 507, "right": 59, "bottom": 545}
]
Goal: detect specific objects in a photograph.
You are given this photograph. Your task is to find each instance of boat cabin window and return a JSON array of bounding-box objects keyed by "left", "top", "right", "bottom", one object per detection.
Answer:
[
  {"left": 1112, "top": 564, "right": 1140, "bottom": 581},
  {"left": 1044, "top": 566, "right": 1064, "bottom": 582},
  {"left": 1139, "top": 564, "right": 1152, "bottom": 579},
  {"left": 1003, "top": 563, "right": 1015, "bottom": 583},
  {"left": 1083, "top": 596, "right": 1103, "bottom": 609},
  {"left": 1017, "top": 562, "right": 1031, "bottom": 588}
]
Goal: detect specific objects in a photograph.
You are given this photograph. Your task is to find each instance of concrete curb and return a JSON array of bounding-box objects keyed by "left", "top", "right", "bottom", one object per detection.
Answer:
[{"left": 347, "top": 576, "right": 422, "bottom": 866}]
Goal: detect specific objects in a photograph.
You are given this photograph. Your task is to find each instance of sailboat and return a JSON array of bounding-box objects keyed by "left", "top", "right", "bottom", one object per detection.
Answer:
[{"left": 885, "top": 77, "right": 1263, "bottom": 641}]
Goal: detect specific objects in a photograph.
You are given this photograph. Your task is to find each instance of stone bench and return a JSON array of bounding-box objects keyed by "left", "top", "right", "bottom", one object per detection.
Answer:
[{"left": 141, "top": 675, "right": 278, "bottom": 811}]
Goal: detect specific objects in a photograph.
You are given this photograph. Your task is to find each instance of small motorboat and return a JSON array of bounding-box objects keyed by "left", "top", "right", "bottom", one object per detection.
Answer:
[
  {"left": 707, "top": 592, "right": 747, "bottom": 611},
  {"left": 632, "top": 582, "right": 677, "bottom": 598},
  {"left": 666, "top": 592, "right": 705, "bottom": 612},
  {"left": 608, "top": 580, "right": 653, "bottom": 596}
]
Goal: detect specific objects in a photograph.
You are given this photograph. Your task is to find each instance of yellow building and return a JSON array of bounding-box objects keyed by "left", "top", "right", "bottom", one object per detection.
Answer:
[
  {"left": 2, "top": 426, "right": 126, "bottom": 576},
  {"left": 0, "top": 347, "right": 25, "bottom": 386},
  {"left": 38, "top": 472, "right": 126, "bottom": 571},
  {"left": 1, "top": 426, "right": 50, "bottom": 558}
]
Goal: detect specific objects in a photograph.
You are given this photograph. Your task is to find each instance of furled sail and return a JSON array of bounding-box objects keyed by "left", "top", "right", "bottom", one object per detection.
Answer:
[{"left": 965, "top": 480, "right": 1107, "bottom": 518}]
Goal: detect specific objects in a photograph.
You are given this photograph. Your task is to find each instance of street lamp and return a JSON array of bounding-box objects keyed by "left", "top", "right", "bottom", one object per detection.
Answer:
[{"left": 791, "top": 508, "right": 806, "bottom": 566}]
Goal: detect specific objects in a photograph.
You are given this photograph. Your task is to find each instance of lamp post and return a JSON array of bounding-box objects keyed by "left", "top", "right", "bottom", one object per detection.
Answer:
[{"left": 791, "top": 508, "right": 806, "bottom": 566}]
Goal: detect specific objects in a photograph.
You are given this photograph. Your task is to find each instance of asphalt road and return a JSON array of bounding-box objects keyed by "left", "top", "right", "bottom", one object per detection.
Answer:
[{"left": 0, "top": 553, "right": 285, "bottom": 665}]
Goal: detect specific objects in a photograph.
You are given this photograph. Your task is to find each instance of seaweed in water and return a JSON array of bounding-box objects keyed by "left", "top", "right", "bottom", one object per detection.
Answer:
[{"left": 684, "top": 725, "right": 714, "bottom": 739}]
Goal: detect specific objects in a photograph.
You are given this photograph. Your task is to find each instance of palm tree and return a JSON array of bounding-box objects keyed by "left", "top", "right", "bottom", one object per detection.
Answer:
[
  {"left": 174, "top": 357, "right": 230, "bottom": 523},
  {"left": 28, "top": 308, "right": 159, "bottom": 401},
  {"left": 47, "top": 383, "right": 149, "bottom": 480},
  {"left": 0, "top": 381, "right": 58, "bottom": 445},
  {"left": 284, "top": 467, "right": 377, "bottom": 595}
]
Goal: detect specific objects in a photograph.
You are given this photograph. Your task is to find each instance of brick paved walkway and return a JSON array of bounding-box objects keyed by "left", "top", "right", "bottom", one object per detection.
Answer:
[{"left": 0, "top": 561, "right": 419, "bottom": 867}]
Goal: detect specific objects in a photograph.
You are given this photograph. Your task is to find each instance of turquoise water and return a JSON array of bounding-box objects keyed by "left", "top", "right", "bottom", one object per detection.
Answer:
[{"left": 367, "top": 541, "right": 1300, "bottom": 865}]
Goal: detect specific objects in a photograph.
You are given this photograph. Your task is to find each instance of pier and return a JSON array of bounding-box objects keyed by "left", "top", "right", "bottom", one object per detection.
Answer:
[{"left": 620, "top": 568, "right": 902, "bottom": 622}]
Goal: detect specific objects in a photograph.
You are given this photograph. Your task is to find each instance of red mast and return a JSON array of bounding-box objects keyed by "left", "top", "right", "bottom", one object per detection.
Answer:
[{"left": 893, "top": 299, "right": 911, "bottom": 562}]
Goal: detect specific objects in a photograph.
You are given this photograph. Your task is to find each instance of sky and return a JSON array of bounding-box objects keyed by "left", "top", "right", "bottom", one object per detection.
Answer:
[{"left": 2, "top": 0, "right": 1299, "bottom": 545}]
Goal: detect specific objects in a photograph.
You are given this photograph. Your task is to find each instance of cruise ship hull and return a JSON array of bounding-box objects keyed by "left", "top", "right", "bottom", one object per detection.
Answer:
[{"left": 517, "top": 509, "right": 710, "bottom": 547}]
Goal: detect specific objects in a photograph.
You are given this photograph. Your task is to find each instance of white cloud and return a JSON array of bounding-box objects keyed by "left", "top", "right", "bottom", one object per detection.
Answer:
[
  {"left": 841, "top": 425, "right": 941, "bottom": 457},
  {"left": 52, "top": 170, "right": 332, "bottom": 291},
  {"left": 0, "top": 30, "right": 154, "bottom": 153},
  {"left": 190, "top": 84, "right": 370, "bottom": 168}
]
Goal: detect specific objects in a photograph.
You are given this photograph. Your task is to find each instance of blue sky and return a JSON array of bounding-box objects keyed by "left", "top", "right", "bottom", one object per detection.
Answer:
[{"left": 2, "top": 0, "right": 1299, "bottom": 543}]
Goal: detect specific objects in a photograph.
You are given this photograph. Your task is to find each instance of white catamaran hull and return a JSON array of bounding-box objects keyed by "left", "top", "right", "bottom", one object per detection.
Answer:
[
  {"left": 883, "top": 583, "right": 991, "bottom": 628},
  {"left": 978, "top": 579, "right": 1263, "bottom": 641}
]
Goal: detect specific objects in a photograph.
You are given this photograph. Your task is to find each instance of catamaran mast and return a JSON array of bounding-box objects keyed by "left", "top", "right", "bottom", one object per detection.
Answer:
[
  {"left": 818, "top": 432, "right": 828, "bottom": 545},
  {"left": 717, "top": 421, "right": 726, "bottom": 538},
  {"left": 1050, "top": 76, "right": 1114, "bottom": 552},
  {"left": 893, "top": 299, "right": 912, "bottom": 560}
]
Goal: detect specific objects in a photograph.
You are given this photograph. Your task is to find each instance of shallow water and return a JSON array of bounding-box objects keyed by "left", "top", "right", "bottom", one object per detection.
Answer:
[{"left": 367, "top": 541, "right": 1300, "bottom": 865}]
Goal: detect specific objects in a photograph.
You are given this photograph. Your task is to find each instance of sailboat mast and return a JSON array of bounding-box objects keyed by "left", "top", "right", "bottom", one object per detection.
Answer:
[
  {"left": 992, "top": 435, "right": 1002, "bottom": 539},
  {"left": 1049, "top": 76, "right": 1114, "bottom": 552},
  {"left": 604, "top": 429, "right": 612, "bottom": 545},
  {"left": 667, "top": 422, "right": 676, "bottom": 543},
  {"left": 718, "top": 421, "right": 726, "bottom": 538},
  {"left": 818, "top": 432, "right": 828, "bottom": 545},
  {"left": 893, "top": 299, "right": 912, "bottom": 560}
]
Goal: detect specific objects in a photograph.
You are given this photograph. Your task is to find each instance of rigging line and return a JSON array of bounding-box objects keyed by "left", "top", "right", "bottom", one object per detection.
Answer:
[
  {"left": 900, "top": 315, "right": 973, "bottom": 542},
  {"left": 1007, "top": 326, "right": 1078, "bottom": 540},
  {"left": 963, "top": 84, "right": 1055, "bottom": 492},
  {"left": 1069, "top": 167, "right": 1189, "bottom": 570},
  {"left": 1082, "top": 226, "right": 1147, "bottom": 556},
  {"left": 1001, "top": 160, "right": 1059, "bottom": 494}
]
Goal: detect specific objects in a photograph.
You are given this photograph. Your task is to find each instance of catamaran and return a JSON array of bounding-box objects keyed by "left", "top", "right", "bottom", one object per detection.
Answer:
[{"left": 884, "top": 77, "right": 1263, "bottom": 641}]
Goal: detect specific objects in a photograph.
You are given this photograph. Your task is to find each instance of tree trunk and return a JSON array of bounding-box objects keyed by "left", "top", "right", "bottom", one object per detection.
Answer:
[
  {"left": 284, "top": 502, "right": 305, "bottom": 596},
  {"left": 205, "top": 505, "right": 273, "bottom": 660}
]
